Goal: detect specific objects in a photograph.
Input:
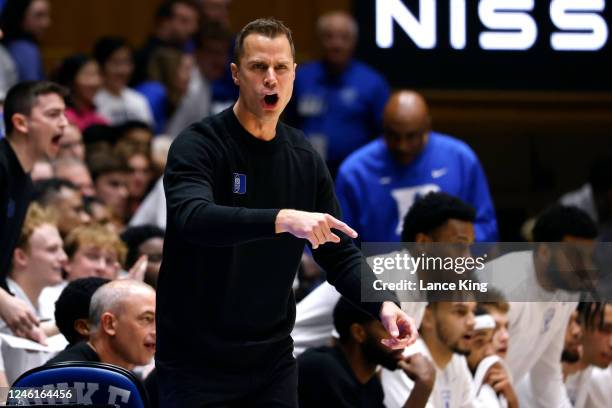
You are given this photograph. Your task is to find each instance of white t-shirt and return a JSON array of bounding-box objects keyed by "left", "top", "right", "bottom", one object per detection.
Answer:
[
  {"left": 94, "top": 88, "right": 154, "bottom": 127},
  {"left": 477, "top": 251, "right": 578, "bottom": 408},
  {"left": 0, "top": 279, "right": 54, "bottom": 384},
  {"left": 381, "top": 338, "right": 480, "bottom": 408}
]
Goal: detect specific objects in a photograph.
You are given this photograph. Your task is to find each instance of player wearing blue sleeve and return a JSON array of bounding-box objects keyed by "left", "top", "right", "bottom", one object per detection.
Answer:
[{"left": 336, "top": 90, "right": 498, "bottom": 243}]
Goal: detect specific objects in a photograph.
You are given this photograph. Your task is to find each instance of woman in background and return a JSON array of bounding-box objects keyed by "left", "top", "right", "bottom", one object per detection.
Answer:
[
  {"left": 0, "top": 0, "right": 50, "bottom": 81},
  {"left": 93, "top": 36, "right": 155, "bottom": 128},
  {"left": 54, "top": 54, "right": 109, "bottom": 131}
]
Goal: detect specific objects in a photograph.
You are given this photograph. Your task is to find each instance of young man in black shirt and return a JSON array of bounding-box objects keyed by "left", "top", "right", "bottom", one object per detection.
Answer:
[
  {"left": 0, "top": 81, "right": 68, "bottom": 342},
  {"left": 157, "top": 18, "right": 417, "bottom": 407},
  {"left": 299, "top": 297, "right": 435, "bottom": 408}
]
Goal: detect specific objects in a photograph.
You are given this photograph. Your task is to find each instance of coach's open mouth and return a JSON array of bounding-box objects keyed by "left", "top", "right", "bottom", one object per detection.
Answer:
[{"left": 263, "top": 94, "right": 279, "bottom": 107}]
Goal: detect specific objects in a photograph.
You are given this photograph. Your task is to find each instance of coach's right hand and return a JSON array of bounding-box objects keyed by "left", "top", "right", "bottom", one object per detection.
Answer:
[{"left": 275, "top": 209, "right": 358, "bottom": 249}]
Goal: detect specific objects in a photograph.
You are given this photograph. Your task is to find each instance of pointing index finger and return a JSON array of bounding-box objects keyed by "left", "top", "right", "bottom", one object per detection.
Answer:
[{"left": 326, "top": 215, "right": 358, "bottom": 238}]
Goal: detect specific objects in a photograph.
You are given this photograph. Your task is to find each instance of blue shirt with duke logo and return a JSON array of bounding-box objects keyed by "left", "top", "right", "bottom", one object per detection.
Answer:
[{"left": 335, "top": 133, "right": 498, "bottom": 243}]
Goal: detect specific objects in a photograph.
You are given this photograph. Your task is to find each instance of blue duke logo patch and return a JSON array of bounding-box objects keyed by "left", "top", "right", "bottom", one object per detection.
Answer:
[
  {"left": 6, "top": 199, "right": 15, "bottom": 218},
  {"left": 233, "top": 173, "right": 246, "bottom": 194}
]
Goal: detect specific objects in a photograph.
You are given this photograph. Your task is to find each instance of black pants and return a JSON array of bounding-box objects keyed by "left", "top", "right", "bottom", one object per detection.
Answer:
[{"left": 157, "top": 352, "right": 297, "bottom": 408}]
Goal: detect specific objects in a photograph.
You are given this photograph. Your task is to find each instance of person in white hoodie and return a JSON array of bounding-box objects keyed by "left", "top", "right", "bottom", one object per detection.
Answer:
[{"left": 477, "top": 205, "right": 598, "bottom": 408}]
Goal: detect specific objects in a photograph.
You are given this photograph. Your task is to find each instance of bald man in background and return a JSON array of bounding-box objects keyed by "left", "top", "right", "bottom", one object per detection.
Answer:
[{"left": 335, "top": 90, "right": 498, "bottom": 243}]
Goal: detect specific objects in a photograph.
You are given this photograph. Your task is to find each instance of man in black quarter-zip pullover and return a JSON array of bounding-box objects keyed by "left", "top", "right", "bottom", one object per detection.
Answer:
[{"left": 156, "top": 18, "right": 418, "bottom": 408}]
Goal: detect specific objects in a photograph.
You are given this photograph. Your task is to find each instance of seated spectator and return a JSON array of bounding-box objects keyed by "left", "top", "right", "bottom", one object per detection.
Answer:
[
  {"left": 40, "top": 223, "right": 144, "bottom": 323},
  {"left": 0, "top": 0, "right": 50, "bottom": 81},
  {"left": 47, "top": 279, "right": 156, "bottom": 371},
  {"left": 57, "top": 123, "right": 86, "bottom": 161},
  {"left": 562, "top": 308, "right": 584, "bottom": 372},
  {"left": 466, "top": 306, "right": 517, "bottom": 408},
  {"left": 81, "top": 122, "right": 117, "bottom": 148},
  {"left": 0, "top": 203, "right": 66, "bottom": 384},
  {"left": 120, "top": 225, "right": 164, "bottom": 288},
  {"left": 53, "top": 277, "right": 110, "bottom": 347},
  {"left": 298, "top": 297, "right": 434, "bottom": 408},
  {"left": 335, "top": 90, "right": 498, "bottom": 243},
  {"left": 53, "top": 54, "right": 109, "bottom": 131},
  {"left": 286, "top": 11, "right": 390, "bottom": 177},
  {"left": 136, "top": 47, "right": 193, "bottom": 133},
  {"left": 166, "top": 21, "right": 232, "bottom": 137},
  {"left": 476, "top": 205, "right": 598, "bottom": 408},
  {"left": 93, "top": 36, "right": 155, "bottom": 127},
  {"left": 32, "top": 178, "right": 91, "bottom": 237},
  {"left": 84, "top": 196, "right": 115, "bottom": 231},
  {"left": 519, "top": 302, "right": 612, "bottom": 408},
  {"left": 567, "top": 302, "right": 612, "bottom": 407},
  {"left": 479, "top": 296, "right": 510, "bottom": 360},
  {"left": 63, "top": 224, "right": 126, "bottom": 281},
  {"left": 52, "top": 157, "right": 96, "bottom": 198},
  {"left": 195, "top": 0, "right": 238, "bottom": 109},
  {"left": 87, "top": 149, "right": 130, "bottom": 224},
  {"left": 115, "top": 141, "right": 155, "bottom": 218},
  {"left": 116, "top": 120, "right": 155, "bottom": 150},
  {"left": 132, "top": 0, "right": 200, "bottom": 86},
  {"left": 381, "top": 301, "right": 478, "bottom": 408}
]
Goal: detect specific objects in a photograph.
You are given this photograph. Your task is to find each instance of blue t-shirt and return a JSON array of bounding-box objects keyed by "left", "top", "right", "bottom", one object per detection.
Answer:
[
  {"left": 335, "top": 133, "right": 499, "bottom": 243},
  {"left": 7, "top": 39, "right": 44, "bottom": 81},
  {"left": 288, "top": 60, "right": 390, "bottom": 168},
  {"left": 136, "top": 81, "right": 167, "bottom": 134}
]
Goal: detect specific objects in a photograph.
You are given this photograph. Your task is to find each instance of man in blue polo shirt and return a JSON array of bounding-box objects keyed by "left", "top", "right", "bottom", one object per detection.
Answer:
[
  {"left": 286, "top": 11, "right": 390, "bottom": 177},
  {"left": 335, "top": 90, "right": 498, "bottom": 243}
]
